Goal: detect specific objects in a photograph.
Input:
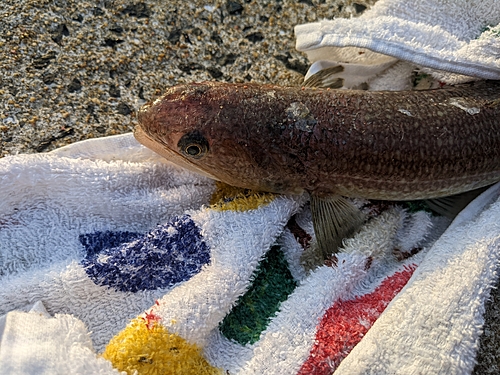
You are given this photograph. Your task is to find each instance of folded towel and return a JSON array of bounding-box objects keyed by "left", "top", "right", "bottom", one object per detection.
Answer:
[
  {"left": 295, "top": 0, "right": 500, "bottom": 87},
  {"left": 1, "top": 0, "right": 500, "bottom": 374},
  {"left": 0, "top": 302, "right": 121, "bottom": 375}
]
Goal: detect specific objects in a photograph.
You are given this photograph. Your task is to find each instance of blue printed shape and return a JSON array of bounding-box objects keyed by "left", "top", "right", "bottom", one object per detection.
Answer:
[
  {"left": 80, "top": 215, "right": 210, "bottom": 292},
  {"left": 79, "top": 230, "right": 142, "bottom": 258}
]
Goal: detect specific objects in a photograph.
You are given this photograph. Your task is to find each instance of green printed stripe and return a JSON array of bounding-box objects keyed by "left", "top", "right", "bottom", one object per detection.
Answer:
[{"left": 220, "top": 246, "right": 297, "bottom": 345}]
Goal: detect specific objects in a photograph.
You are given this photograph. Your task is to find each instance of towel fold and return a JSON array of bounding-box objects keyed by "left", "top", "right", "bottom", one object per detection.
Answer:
[{"left": 295, "top": 0, "right": 500, "bottom": 86}]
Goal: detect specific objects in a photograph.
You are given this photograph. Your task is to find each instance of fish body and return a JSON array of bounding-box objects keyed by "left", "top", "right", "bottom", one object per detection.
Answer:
[
  {"left": 136, "top": 80, "right": 500, "bottom": 200},
  {"left": 135, "top": 80, "right": 500, "bottom": 262}
]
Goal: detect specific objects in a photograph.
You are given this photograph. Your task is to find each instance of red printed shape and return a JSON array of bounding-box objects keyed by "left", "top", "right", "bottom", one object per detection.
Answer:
[
  {"left": 298, "top": 265, "right": 417, "bottom": 375},
  {"left": 142, "top": 308, "right": 161, "bottom": 330}
]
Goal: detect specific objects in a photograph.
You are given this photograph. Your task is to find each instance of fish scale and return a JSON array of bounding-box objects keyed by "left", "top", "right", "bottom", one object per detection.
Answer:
[{"left": 135, "top": 80, "right": 500, "bottom": 261}]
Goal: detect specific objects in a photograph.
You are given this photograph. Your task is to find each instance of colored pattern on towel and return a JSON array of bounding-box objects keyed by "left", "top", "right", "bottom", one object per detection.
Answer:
[
  {"left": 298, "top": 264, "right": 417, "bottom": 375},
  {"left": 103, "top": 318, "right": 222, "bottom": 375},
  {"left": 79, "top": 230, "right": 142, "bottom": 258},
  {"left": 287, "top": 215, "right": 312, "bottom": 249},
  {"left": 210, "top": 181, "right": 275, "bottom": 211},
  {"left": 219, "top": 245, "right": 297, "bottom": 345},
  {"left": 81, "top": 215, "right": 210, "bottom": 292}
]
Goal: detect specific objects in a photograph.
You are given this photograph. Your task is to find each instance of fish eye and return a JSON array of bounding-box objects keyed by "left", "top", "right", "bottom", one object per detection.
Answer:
[
  {"left": 177, "top": 131, "right": 209, "bottom": 159},
  {"left": 185, "top": 144, "right": 202, "bottom": 156}
]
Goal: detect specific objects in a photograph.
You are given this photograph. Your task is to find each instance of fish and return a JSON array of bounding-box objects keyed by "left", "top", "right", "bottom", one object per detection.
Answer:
[{"left": 134, "top": 79, "right": 500, "bottom": 263}]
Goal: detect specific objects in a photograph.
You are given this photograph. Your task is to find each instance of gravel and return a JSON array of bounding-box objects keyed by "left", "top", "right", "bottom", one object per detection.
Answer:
[{"left": 0, "top": 0, "right": 369, "bottom": 156}]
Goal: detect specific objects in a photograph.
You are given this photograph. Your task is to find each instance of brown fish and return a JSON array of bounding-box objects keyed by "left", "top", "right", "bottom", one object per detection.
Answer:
[{"left": 134, "top": 80, "right": 500, "bottom": 261}]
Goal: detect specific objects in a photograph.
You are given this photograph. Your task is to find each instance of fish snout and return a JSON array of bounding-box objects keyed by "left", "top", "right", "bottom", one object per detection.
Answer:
[{"left": 137, "top": 101, "right": 154, "bottom": 128}]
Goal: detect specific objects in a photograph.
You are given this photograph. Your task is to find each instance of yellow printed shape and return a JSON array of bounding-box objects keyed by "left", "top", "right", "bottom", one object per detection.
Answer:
[
  {"left": 210, "top": 181, "right": 275, "bottom": 211},
  {"left": 103, "top": 318, "right": 222, "bottom": 375}
]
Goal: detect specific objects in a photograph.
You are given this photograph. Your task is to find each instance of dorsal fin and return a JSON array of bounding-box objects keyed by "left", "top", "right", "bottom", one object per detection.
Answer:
[
  {"left": 303, "top": 65, "right": 345, "bottom": 89},
  {"left": 302, "top": 59, "right": 398, "bottom": 90}
]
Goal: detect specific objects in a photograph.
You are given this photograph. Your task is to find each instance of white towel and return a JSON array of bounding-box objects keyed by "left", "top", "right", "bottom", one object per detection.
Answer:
[
  {"left": 1, "top": 133, "right": 499, "bottom": 375},
  {"left": 295, "top": 0, "right": 500, "bottom": 87}
]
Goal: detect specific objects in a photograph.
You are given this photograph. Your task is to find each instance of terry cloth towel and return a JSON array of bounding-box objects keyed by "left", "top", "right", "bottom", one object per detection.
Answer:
[
  {"left": 1, "top": 2, "right": 500, "bottom": 375},
  {"left": 1, "top": 133, "right": 500, "bottom": 375},
  {"left": 295, "top": 0, "right": 500, "bottom": 88}
]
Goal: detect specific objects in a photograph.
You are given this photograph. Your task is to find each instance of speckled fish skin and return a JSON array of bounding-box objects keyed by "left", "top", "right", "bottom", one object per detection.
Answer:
[{"left": 135, "top": 80, "right": 500, "bottom": 200}]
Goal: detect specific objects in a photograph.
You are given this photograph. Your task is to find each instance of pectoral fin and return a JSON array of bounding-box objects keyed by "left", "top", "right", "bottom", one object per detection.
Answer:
[
  {"left": 304, "top": 195, "right": 365, "bottom": 268},
  {"left": 425, "top": 185, "right": 492, "bottom": 218}
]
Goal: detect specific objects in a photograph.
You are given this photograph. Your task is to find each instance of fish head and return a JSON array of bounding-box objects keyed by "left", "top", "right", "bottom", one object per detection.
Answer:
[{"left": 135, "top": 82, "right": 304, "bottom": 194}]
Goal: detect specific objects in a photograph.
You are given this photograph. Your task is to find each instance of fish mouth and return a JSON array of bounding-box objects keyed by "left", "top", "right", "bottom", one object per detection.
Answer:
[{"left": 133, "top": 126, "right": 220, "bottom": 181}]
